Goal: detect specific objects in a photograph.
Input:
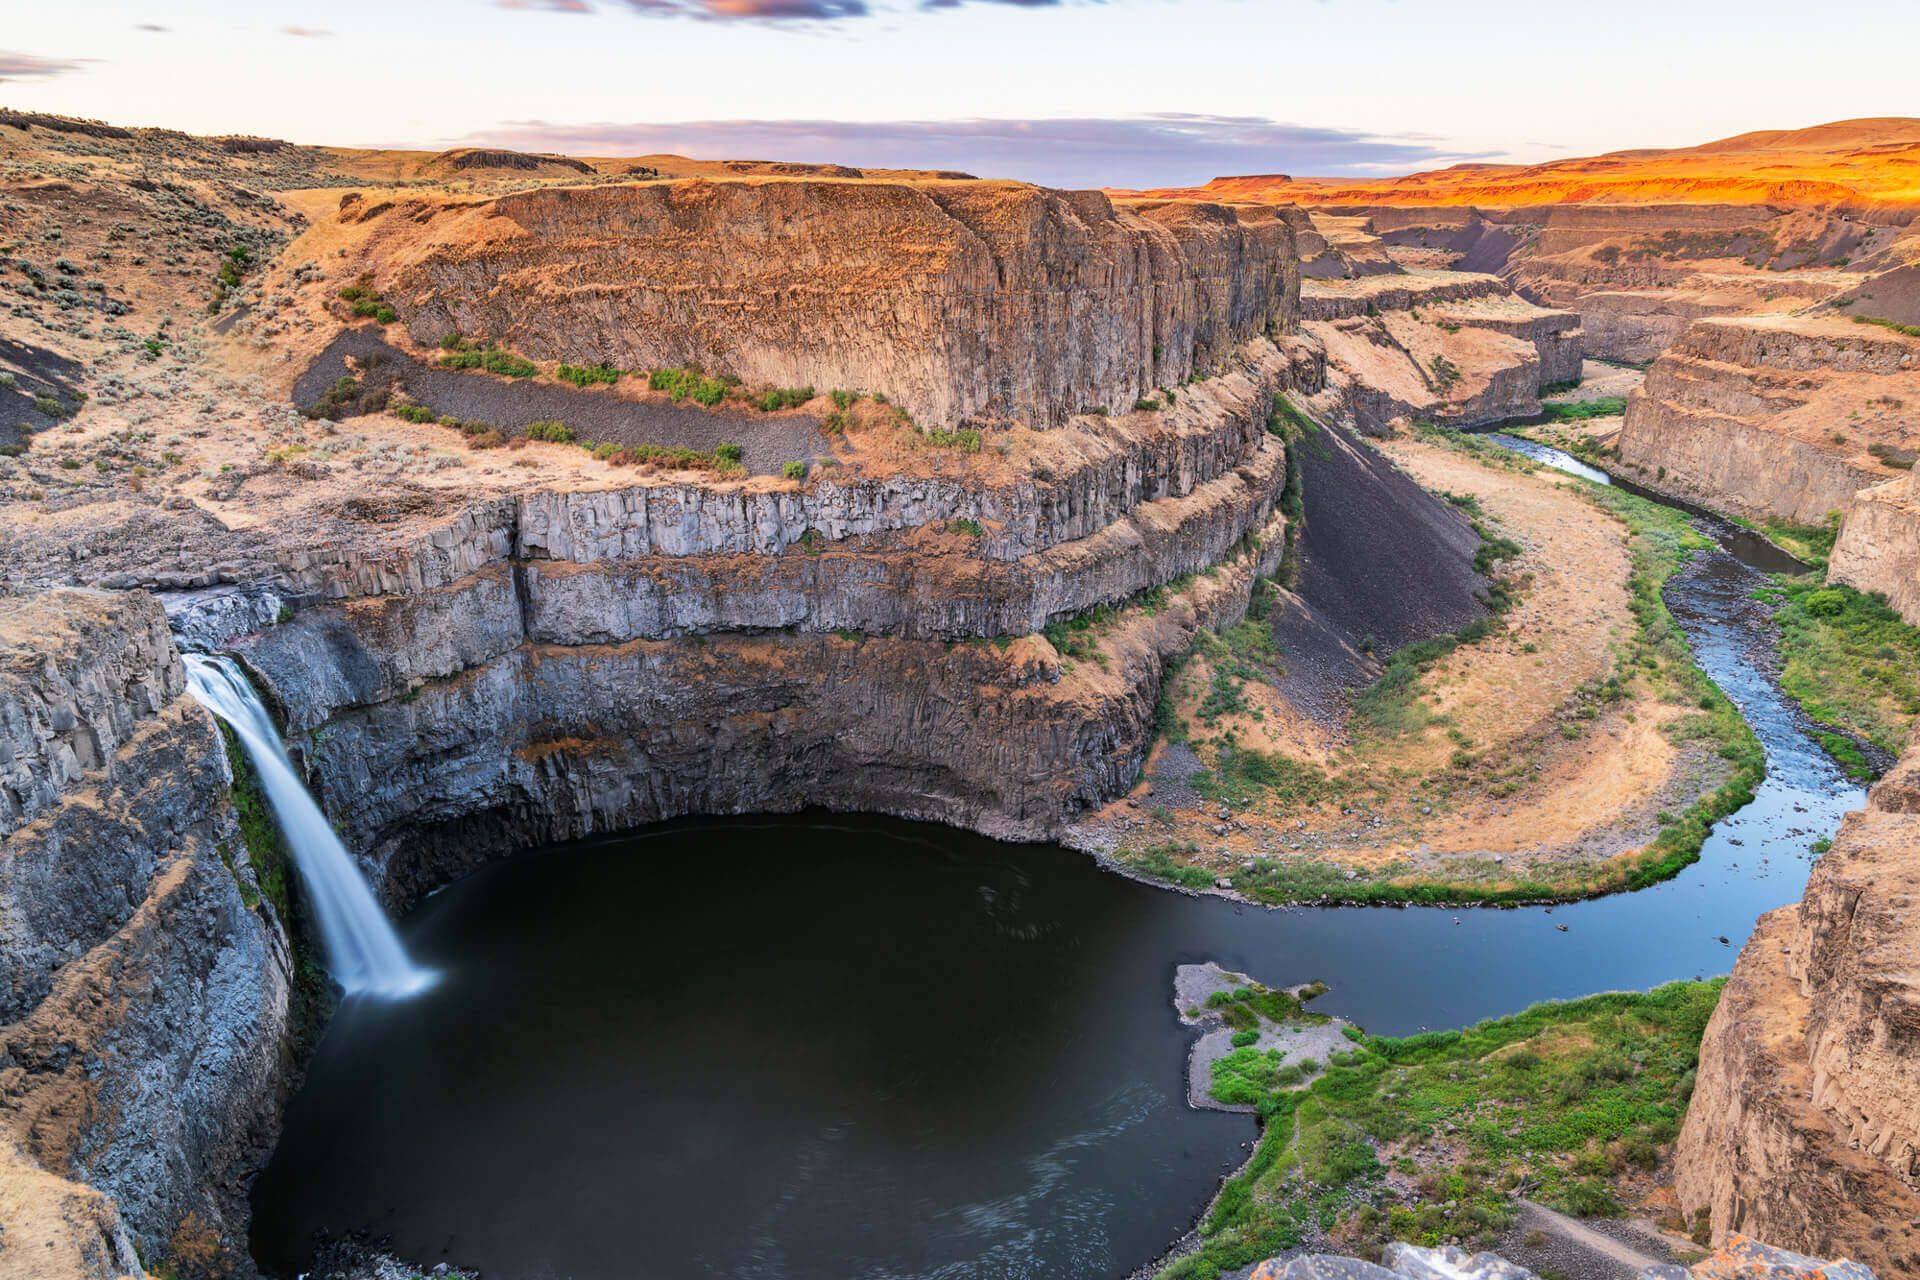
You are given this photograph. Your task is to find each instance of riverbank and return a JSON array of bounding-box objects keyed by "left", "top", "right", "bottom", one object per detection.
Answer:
[
  {"left": 1154, "top": 979, "right": 1723, "bottom": 1280},
  {"left": 1076, "top": 426, "right": 1762, "bottom": 905}
]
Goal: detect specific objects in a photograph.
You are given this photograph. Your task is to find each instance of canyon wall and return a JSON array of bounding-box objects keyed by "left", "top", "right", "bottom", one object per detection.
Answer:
[
  {"left": 0, "top": 590, "right": 294, "bottom": 1279},
  {"left": 1615, "top": 316, "right": 1920, "bottom": 525},
  {"left": 336, "top": 180, "right": 1299, "bottom": 431},
  {"left": 1830, "top": 469, "right": 1920, "bottom": 623},
  {"left": 216, "top": 342, "right": 1308, "bottom": 899},
  {"left": 1298, "top": 270, "right": 1582, "bottom": 432},
  {"left": 1675, "top": 729, "right": 1920, "bottom": 1276}
]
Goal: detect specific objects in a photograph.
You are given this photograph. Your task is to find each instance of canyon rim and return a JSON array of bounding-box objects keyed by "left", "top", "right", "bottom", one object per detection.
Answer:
[{"left": 4, "top": 7, "right": 1920, "bottom": 1280}]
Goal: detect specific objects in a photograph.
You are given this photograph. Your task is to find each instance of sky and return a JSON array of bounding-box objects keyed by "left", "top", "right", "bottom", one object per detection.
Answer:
[{"left": 5, "top": 0, "right": 1919, "bottom": 189}]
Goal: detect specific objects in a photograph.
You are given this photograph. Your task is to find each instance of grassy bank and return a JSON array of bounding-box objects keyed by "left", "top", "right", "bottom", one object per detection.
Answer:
[
  {"left": 1119, "top": 426, "right": 1764, "bottom": 906},
  {"left": 1160, "top": 981, "right": 1723, "bottom": 1279},
  {"left": 1754, "top": 577, "right": 1920, "bottom": 763}
]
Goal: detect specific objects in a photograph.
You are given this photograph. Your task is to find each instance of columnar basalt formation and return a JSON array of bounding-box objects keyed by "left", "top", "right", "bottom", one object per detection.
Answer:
[
  {"left": 1615, "top": 316, "right": 1920, "bottom": 524},
  {"left": 0, "top": 591, "right": 294, "bottom": 1279},
  {"left": 212, "top": 340, "right": 1307, "bottom": 896},
  {"left": 332, "top": 180, "right": 1298, "bottom": 431},
  {"left": 1675, "top": 731, "right": 1920, "bottom": 1276}
]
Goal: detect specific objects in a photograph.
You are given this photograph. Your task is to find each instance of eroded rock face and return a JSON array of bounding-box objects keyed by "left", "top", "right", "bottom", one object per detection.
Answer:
[
  {"left": 1616, "top": 316, "right": 1920, "bottom": 525},
  {"left": 1675, "top": 728, "right": 1920, "bottom": 1276},
  {"left": 0, "top": 591, "right": 294, "bottom": 1278},
  {"left": 1299, "top": 271, "right": 1582, "bottom": 431},
  {"left": 1830, "top": 469, "right": 1920, "bottom": 624},
  {"left": 224, "top": 343, "right": 1304, "bottom": 897},
  {"left": 339, "top": 179, "right": 1298, "bottom": 431}
]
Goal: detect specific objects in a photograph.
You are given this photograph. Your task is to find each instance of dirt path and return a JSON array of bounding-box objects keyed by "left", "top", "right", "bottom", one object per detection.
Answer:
[{"left": 1504, "top": 1199, "right": 1674, "bottom": 1280}]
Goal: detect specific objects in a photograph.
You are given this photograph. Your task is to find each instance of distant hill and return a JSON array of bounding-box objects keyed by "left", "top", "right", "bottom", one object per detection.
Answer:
[{"left": 1127, "top": 117, "right": 1920, "bottom": 210}]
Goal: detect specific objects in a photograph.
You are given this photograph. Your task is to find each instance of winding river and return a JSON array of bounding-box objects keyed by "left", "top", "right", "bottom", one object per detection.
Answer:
[{"left": 250, "top": 434, "right": 1863, "bottom": 1280}]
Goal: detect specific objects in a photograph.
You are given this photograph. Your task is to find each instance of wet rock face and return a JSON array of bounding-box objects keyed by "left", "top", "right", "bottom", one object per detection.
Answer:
[
  {"left": 0, "top": 591, "right": 293, "bottom": 1278},
  {"left": 343, "top": 180, "right": 1299, "bottom": 432},
  {"left": 1675, "top": 727, "right": 1920, "bottom": 1276}
]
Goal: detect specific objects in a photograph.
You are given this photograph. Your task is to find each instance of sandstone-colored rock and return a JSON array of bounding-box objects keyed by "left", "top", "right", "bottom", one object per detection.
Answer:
[
  {"left": 1830, "top": 470, "right": 1920, "bottom": 624},
  {"left": 1299, "top": 271, "right": 1581, "bottom": 430},
  {"left": 1616, "top": 315, "right": 1920, "bottom": 524},
  {"left": 1675, "top": 728, "right": 1920, "bottom": 1276}
]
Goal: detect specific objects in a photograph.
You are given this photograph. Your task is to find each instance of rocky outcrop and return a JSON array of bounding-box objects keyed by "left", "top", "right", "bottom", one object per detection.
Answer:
[
  {"left": 0, "top": 590, "right": 295, "bottom": 1278},
  {"left": 1616, "top": 316, "right": 1920, "bottom": 524},
  {"left": 1830, "top": 469, "right": 1920, "bottom": 624},
  {"left": 1674, "top": 729, "right": 1920, "bottom": 1276},
  {"left": 1248, "top": 1240, "right": 1879, "bottom": 1280},
  {"left": 1299, "top": 271, "right": 1583, "bottom": 431},
  {"left": 337, "top": 180, "right": 1298, "bottom": 431}
]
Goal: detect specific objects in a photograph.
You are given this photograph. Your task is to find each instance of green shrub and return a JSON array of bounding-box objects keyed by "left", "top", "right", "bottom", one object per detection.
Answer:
[
  {"left": 524, "top": 420, "right": 575, "bottom": 443},
  {"left": 556, "top": 363, "right": 620, "bottom": 389},
  {"left": 782, "top": 460, "right": 807, "bottom": 480},
  {"left": 714, "top": 443, "right": 742, "bottom": 466},
  {"left": 923, "top": 426, "right": 981, "bottom": 452},
  {"left": 391, "top": 403, "right": 436, "bottom": 424},
  {"left": 1804, "top": 589, "right": 1849, "bottom": 618}
]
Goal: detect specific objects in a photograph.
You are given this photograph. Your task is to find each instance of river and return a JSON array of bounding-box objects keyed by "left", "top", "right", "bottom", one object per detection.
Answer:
[{"left": 250, "top": 433, "right": 1862, "bottom": 1280}]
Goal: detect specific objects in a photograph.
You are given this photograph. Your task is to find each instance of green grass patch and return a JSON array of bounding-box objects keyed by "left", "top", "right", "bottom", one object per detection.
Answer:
[
  {"left": 1164, "top": 981, "right": 1722, "bottom": 1276},
  {"left": 1541, "top": 397, "right": 1628, "bottom": 421},
  {"left": 1769, "top": 576, "right": 1920, "bottom": 758}
]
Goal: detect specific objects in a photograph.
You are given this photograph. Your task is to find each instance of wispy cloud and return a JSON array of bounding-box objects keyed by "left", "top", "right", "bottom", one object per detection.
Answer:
[
  {"left": 135, "top": 22, "right": 170, "bottom": 32},
  {"left": 501, "top": 0, "right": 870, "bottom": 16},
  {"left": 280, "top": 25, "right": 333, "bottom": 36},
  {"left": 468, "top": 115, "right": 1488, "bottom": 188},
  {"left": 0, "top": 51, "right": 92, "bottom": 81}
]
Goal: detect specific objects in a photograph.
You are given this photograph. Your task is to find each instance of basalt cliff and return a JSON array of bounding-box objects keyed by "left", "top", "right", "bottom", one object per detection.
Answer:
[
  {"left": 5, "top": 108, "right": 1920, "bottom": 1280},
  {"left": 0, "top": 117, "right": 1482, "bottom": 1278},
  {"left": 1675, "top": 729, "right": 1920, "bottom": 1277}
]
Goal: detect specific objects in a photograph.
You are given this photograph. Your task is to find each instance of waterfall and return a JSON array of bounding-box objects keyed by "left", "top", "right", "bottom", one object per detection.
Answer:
[{"left": 184, "top": 654, "right": 434, "bottom": 999}]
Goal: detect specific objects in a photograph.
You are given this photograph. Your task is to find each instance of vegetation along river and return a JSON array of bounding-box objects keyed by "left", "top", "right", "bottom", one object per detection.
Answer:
[{"left": 250, "top": 434, "right": 1861, "bottom": 1280}]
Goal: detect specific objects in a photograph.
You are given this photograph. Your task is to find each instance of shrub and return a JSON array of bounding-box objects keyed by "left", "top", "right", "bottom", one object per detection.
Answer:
[
  {"left": 1134, "top": 397, "right": 1162, "bottom": 412},
  {"left": 714, "top": 443, "right": 743, "bottom": 466},
  {"left": 756, "top": 386, "right": 815, "bottom": 412},
  {"left": 830, "top": 389, "right": 857, "bottom": 410},
  {"left": 949, "top": 517, "right": 985, "bottom": 538},
  {"left": 467, "top": 428, "right": 505, "bottom": 449},
  {"left": 923, "top": 426, "right": 981, "bottom": 452},
  {"left": 1804, "top": 589, "right": 1850, "bottom": 618},
  {"left": 782, "top": 460, "right": 807, "bottom": 480},
  {"left": 1557, "top": 1179, "right": 1623, "bottom": 1218},
  {"left": 557, "top": 363, "right": 620, "bottom": 389},
  {"left": 442, "top": 345, "right": 538, "bottom": 378},
  {"left": 392, "top": 402, "right": 436, "bottom": 424},
  {"left": 525, "top": 420, "right": 575, "bottom": 443}
]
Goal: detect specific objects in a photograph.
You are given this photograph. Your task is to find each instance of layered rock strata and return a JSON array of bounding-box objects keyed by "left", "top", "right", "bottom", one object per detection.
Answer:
[
  {"left": 335, "top": 180, "right": 1299, "bottom": 431},
  {"left": 219, "top": 343, "right": 1307, "bottom": 897},
  {"left": 1616, "top": 316, "right": 1920, "bottom": 525},
  {"left": 1299, "top": 271, "right": 1582, "bottom": 431},
  {"left": 1675, "top": 730, "right": 1920, "bottom": 1276},
  {"left": 0, "top": 590, "right": 294, "bottom": 1279}
]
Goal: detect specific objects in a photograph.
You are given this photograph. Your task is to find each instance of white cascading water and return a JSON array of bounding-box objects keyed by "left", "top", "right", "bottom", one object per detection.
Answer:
[{"left": 184, "top": 653, "right": 434, "bottom": 999}]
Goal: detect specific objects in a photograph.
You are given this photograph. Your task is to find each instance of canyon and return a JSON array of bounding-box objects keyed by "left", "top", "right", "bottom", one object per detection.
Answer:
[{"left": 1, "top": 108, "right": 1918, "bottom": 1280}]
